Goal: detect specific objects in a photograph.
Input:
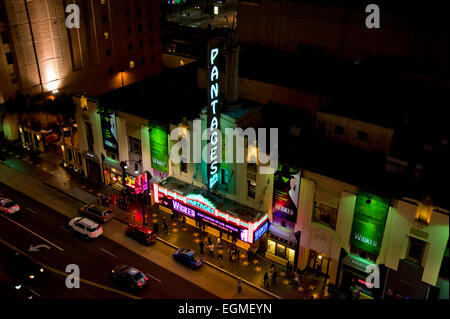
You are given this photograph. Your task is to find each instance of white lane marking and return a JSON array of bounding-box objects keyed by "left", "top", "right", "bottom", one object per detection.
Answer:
[
  {"left": 59, "top": 225, "right": 73, "bottom": 234},
  {"left": 0, "top": 214, "right": 64, "bottom": 251},
  {"left": 147, "top": 274, "right": 162, "bottom": 283},
  {"left": 27, "top": 287, "right": 42, "bottom": 298},
  {"left": 25, "top": 207, "right": 38, "bottom": 214},
  {"left": 100, "top": 248, "right": 116, "bottom": 258}
]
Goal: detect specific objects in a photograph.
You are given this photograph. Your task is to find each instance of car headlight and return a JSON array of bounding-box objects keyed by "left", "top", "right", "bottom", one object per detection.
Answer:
[
  {"left": 29, "top": 275, "right": 35, "bottom": 279},
  {"left": 15, "top": 284, "right": 22, "bottom": 290},
  {"left": 40, "top": 268, "right": 44, "bottom": 273}
]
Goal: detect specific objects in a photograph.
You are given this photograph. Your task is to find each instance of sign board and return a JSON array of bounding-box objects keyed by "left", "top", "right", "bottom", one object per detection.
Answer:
[
  {"left": 350, "top": 191, "right": 390, "bottom": 255},
  {"left": 272, "top": 164, "right": 301, "bottom": 223},
  {"left": 100, "top": 111, "right": 118, "bottom": 153},
  {"left": 150, "top": 124, "right": 169, "bottom": 173}
]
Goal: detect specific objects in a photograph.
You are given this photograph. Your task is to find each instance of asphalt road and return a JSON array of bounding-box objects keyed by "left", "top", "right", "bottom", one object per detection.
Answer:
[{"left": 0, "top": 183, "right": 217, "bottom": 299}]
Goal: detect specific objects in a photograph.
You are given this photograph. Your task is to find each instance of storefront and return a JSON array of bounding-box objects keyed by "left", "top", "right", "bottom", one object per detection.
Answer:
[
  {"left": 266, "top": 224, "right": 298, "bottom": 267},
  {"left": 125, "top": 172, "right": 149, "bottom": 195},
  {"left": 102, "top": 157, "right": 124, "bottom": 191},
  {"left": 153, "top": 178, "right": 269, "bottom": 246},
  {"left": 341, "top": 254, "right": 379, "bottom": 299}
]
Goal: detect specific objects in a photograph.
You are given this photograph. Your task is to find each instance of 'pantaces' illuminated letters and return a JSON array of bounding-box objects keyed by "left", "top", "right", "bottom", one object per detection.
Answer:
[{"left": 208, "top": 47, "right": 220, "bottom": 190}]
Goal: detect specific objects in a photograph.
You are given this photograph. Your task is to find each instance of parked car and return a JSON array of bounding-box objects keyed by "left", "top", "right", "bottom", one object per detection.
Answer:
[
  {"left": 111, "top": 265, "right": 149, "bottom": 289},
  {"left": 80, "top": 203, "right": 113, "bottom": 223},
  {"left": 0, "top": 197, "right": 20, "bottom": 214},
  {"left": 7, "top": 252, "right": 45, "bottom": 283},
  {"left": 125, "top": 224, "right": 157, "bottom": 245},
  {"left": 69, "top": 217, "right": 103, "bottom": 239},
  {"left": 173, "top": 248, "right": 204, "bottom": 269}
]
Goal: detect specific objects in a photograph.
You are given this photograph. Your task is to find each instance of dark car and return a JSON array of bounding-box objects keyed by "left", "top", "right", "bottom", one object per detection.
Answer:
[
  {"left": 80, "top": 203, "right": 113, "bottom": 223},
  {"left": 173, "top": 248, "right": 204, "bottom": 269},
  {"left": 125, "top": 224, "right": 157, "bottom": 245},
  {"left": 111, "top": 265, "right": 149, "bottom": 289},
  {"left": 8, "top": 253, "right": 45, "bottom": 283}
]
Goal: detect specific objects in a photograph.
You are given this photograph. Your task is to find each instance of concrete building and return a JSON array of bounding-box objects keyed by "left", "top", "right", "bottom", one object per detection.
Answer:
[{"left": 0, "top": 0, "right": 163, "bottom": 100}]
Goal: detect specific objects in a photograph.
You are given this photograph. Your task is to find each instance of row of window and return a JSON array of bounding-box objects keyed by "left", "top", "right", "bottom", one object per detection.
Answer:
[
  {"left": 334, "top": 124, "right": 368, "bottom": 141},
  {"left": 107, "top": 54, "right": 155, "bottom": 74},
  {"left": 101, "top": 6, "right": 152, "bottom": 23}
]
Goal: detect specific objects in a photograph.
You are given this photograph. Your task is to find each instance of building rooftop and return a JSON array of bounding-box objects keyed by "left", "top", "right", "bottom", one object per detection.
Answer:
[{"left": 96, "top": 65, "right": 205, "bottom": 126}]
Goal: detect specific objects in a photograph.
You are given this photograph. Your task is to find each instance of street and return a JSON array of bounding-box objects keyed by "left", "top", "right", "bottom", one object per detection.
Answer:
[{"left": 0, "top": 184, "right": 216, "bottom": 299}]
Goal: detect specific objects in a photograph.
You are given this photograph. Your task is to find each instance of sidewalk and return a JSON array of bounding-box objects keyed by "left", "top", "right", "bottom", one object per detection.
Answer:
[{"left": 0, "top": 146, "right": 333, "bottom": 299}]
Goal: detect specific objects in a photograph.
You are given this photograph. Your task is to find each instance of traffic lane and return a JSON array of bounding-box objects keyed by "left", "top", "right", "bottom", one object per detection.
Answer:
[
  {"left": 0, "top": 184, "right": 217, "bottom": 299},
  {"left": 0, "top": 241, "right": 128, "bottom": 299}
]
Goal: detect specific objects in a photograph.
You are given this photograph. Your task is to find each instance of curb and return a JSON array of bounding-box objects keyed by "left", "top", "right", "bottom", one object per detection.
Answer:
[{"left": 156, "top": 236, "right": 282, "bottom": 299}]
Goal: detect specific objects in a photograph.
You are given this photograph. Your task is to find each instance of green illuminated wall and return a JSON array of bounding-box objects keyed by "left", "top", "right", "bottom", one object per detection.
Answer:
[
  {"left": 149, "top": 124, "right": 169, "bottom": 174},
  {"left": 350, "top": 191, "right": 390, "bottom": 255}
]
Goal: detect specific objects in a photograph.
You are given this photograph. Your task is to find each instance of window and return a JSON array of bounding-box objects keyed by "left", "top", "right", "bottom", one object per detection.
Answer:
[
  {"left": 147, "top": 5, "right": 152, "bottom": 15},
  {"left": 106, "top": 49, "right": 111, "bottom": 56},
  {"left": 5, "top": 52, "right": 13, "bottom": 65},
  {"left": 102, "top": 14, "right": 108, "bottom": 23},
  {"left": 136, "top": 8, "right": 141, "bottom": 18},
  {"left": 138, "top": 24, "right": 143, "bottom": 33},
  {"left": 103, "top": 32, "right": 109, "bottom": 40},
  {"left": 407, "top": 237, "right": 426, "bottom": 264},
  {"left": 86, "top": 122, "right": 94, "bottom": 153},
  {"left": 139, "top": 39, "right": 143, "bottom": 49},
  {"left": 128, "top": 137, "right": 141, "bottom": 155},
  {"left": 149, "top": 37, "right": 154, "bottom": 46},
  {"left": 357, "top": 131, "right": 368, "bottom": 141},
  {"left": 1, "top": 31, "right": 9, "bottom": 44},
  {"left": 334, "top": 125, "right": 344, "bottom": 135},
  {"left": 313, "top": 202, "right": 338, "bottom": 229},
  {"left": 247, "top": 179, "right": 256, "bottom": 198},
  {"left": 128, "top": 43, "right": 133, "bottom": 50},
  {"left": 129, "top": 60, "right": 135, "bottom": 68},
  {"left": 127, "top": 27, "right": 131, "bottom": 35},
  {"left": 108, "top": 67, "right": 114, "bottom": 75},
  {"left": 148, "top": 21, "right": 153, "bottom": 31},
  {"left": 140, "top": 57, "right": 145, "bottom": 66}
]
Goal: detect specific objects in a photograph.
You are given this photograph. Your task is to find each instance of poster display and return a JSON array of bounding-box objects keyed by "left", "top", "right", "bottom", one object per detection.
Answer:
[
  {"left": 150, "top": 124, "right": 169, "bottom": 173},
  {"left": 100, "top": 111, "right": 118, "bottom": 153},
  {"left": 272, "top": 164, "right": 301, "bottom": 223}
]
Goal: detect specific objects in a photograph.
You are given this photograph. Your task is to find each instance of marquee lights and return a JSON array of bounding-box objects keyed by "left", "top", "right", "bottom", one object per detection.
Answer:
[{"left": 153, "top": 183, "right": 268, "bottom": 243}]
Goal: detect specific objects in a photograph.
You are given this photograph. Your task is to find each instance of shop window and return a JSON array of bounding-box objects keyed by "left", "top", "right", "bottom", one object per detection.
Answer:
[
  {"left": 128, "top": 136, "right": 141, "bottom": 155},
  {"left": 5, "top": 52, "right": 13, "bottom": 65},
  {"left": 313, "top": 202, "right": 338, "bottom": 229},
  {"left": 287, "top": 248, "right": 295, "bottom": 263},
  {"left": 334, "top": 125, "right": 344, "bottom": 135},
  {"left": 407, "top": 237, "right": 426, "bottom": 264},
  {"left": 275, "top": 243, "right": 286, "bottom": 259},
  {"left": 357, "top": 131, "right": 368, "bottom": 141},
  {"left": 247, "top": 179, "right": 256, "bottom": 198}
]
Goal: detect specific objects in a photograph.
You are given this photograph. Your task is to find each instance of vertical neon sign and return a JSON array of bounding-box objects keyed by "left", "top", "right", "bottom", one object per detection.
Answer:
[{"left": 208, "top": 47, "right": 220, "bottom": 190}]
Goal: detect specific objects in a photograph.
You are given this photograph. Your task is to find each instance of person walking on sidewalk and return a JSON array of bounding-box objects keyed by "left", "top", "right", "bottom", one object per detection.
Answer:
[
  {"left": 247, "top": 248, "right": 252, "bottom": 262},
  {"left": 199, "top": 240, "right": 204, "bottom": 254},
  {"left": 162, "top": 217, "right": 168, "bottom": 233},
  {"left": 216, "top": 237, "right": 221, "bottom": 249},
  {"left": 237, "top": 279, "right": 242, "bottom": 293},
  {"left": 272, "top": 269, "right": 278, "bottom": 286},
  {"left": 219, "top": 230, "right": 223, "bottom": 239},
  {"left": 182, "top": 215, "right": 186, "bottom": 227},
  {"left": 207, "top": 236, "right": 212, "bottom": 246},
  {"left": 263, "top": 272, "right": 270, "bottom": 288},
  {"left": 218, "top": 252, "right": 223, "bottom": 267},
  {"left": 208, "top": 243, "right": 214, "bottom": 257},
  {"left": 153, "top": 221, "right": 159, "bottom": 234}
]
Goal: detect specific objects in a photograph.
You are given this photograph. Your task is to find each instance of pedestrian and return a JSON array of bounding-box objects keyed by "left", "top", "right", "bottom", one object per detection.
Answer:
[
  {"left": 153, "top": 222, "right": 159, "bottom": 234},
  {"left": 216, "top": 237, "right": 221, "bottom": 248},
  {"left": 263, "top": 272, "right": 269, "bottom": 288},
  {"left": 163, "top": 217, "right": 168, "bottom": 232},
  {"left": 219, "top": 230, "right": 223, "bottom": 239},
  {"left": 209, "top": 243, "right": 214, "bottom": 257},
  {"left": 199, "top": 240, "right": 204, "bottom": 254},
  {"left": 234, "top": 246, "right": 240, "bottom": 261},
  {"left": 207, "top": 236, "right": 212, "bottom": 246},
  {"left": 182, "top": 215, "right": 186, "bottom": 226},
  {"left": 218, "top": 252, "right": 223, "bottom": 266},
  {"left": 272, "top": 270, "right": 278, "bottom": 285},
  {"left": 237, "top": 279, "right": 242, "bottom": 293},
  {"left": 294, "top": 274, "right": 300, "bottom": 288},
  {"left": 231, "top": 236, "right": 236, "bottom": 246}
]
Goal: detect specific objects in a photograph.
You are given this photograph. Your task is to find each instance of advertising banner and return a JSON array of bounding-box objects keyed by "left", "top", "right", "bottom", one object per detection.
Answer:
[
  {"left": 350, "top": 191, "right": 390, "bottom": 255},
  {"left": 100, "top": 111, "right": 118, "bottom": 153},
  {"left": 150, "top": 124, "right": 169, "bottom": 174},
  {"left": 272, "top": 164, "right": 301, "bottom": 223}
]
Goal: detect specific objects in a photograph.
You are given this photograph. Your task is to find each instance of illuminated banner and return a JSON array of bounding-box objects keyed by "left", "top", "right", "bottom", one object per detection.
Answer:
[
  {"left": 150, "top": 124, "right": 169, "bottom": 174},
  {"left": 100, "top": 111, "right": 118, "bottom": 153},
  {"left": 154, "top": 183, "right": 270, "bottom": 244},
  {"left": 272, "top": 165, "right": 301, "bottom": 223},
  {"left": 207, "top": 45, "right": 221, "bottom": 190},
  {"left": 350, "top": 191, "right": 390, "bottom": 255},
  {"left": 254, "top": 221, "right": 269, "bottom": 242}
]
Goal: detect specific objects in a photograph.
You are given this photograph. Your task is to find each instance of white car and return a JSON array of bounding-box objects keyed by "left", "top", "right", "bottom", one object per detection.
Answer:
[
  {"left": 69, "top": 217, "right": 103, "bottom": 239},
  {"left": 0, "top": 197, "right": 20, "bottom": 214}
]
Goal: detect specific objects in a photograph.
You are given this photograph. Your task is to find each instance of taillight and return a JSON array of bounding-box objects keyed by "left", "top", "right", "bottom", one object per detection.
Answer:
[
  {"left": 91, "top": 232, "right": 96, "bottom": 236},
  {"left": 137, "top": 282, "right": 143, "bottom": 286}
]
